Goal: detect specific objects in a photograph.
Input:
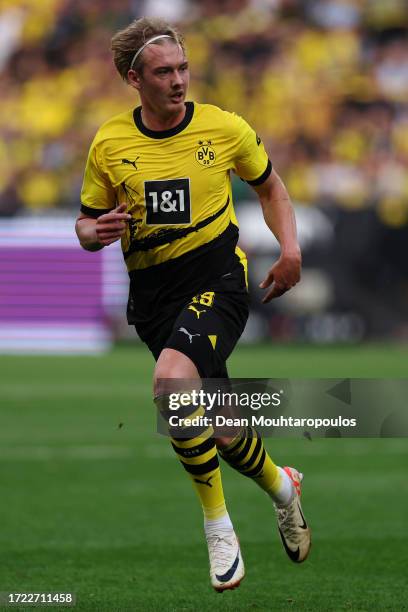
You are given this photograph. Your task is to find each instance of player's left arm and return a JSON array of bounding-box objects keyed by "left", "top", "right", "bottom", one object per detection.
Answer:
[{"left": 252, "top": 169, "right": 301, "bottom": 303}]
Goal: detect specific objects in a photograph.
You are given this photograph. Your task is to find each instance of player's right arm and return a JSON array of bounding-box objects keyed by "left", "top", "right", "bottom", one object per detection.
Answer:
[
  {"left": 77, "top": 132, "right": 131, "bottom": 251},
  {"left": 75, "top": 204, "right": 131, "bottom": 251}
]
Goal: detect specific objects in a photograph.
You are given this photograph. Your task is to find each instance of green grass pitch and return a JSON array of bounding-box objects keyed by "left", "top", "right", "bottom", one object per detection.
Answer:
[{"left": 1, "top": 343, "right": 407, "bottom": 611}]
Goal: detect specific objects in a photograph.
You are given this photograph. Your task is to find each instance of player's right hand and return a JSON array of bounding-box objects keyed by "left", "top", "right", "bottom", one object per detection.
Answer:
[{"left": 95, "top": 203, "right": 131, "bottom": 246}]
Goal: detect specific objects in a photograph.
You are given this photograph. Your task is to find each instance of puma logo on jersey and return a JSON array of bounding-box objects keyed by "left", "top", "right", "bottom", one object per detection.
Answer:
[
  {"left": 121, "top": 157, "right": 139, "bottom": 170},
  {"left": 188, "top": 305, "right": 207, "bottom": 319},
  {"left": 179, "top": 327, "right": 200, "bottom": 344}
]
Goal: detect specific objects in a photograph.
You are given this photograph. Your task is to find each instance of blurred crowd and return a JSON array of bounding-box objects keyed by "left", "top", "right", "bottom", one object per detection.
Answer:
[{"left": 1, "top": 0, "right": 408, "bottom": 228}]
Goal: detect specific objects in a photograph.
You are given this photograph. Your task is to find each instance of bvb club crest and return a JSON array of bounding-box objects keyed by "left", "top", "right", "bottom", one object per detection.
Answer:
[{"left": 195, "top": 140, "right": 216, "bottom": 167}]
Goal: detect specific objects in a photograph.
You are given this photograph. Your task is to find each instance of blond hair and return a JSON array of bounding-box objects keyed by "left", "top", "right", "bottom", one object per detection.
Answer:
[{"left": 111, "top": 17, "right": 185, "bottom": 81}]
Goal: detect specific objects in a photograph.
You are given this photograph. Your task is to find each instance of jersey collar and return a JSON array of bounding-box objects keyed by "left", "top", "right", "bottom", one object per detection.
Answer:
[{"left": 133, "top": 102, "right": 194, "bottom": 139}]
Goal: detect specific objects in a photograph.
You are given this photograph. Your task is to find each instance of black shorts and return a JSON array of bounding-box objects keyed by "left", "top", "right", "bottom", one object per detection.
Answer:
[{"left": 140, "top": 258, "right": 249, "bottom": 378}]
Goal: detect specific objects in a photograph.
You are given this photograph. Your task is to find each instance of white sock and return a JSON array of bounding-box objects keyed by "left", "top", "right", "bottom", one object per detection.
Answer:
[
  {"left": 271, "top": 466, "right": 294, "bottom": 507},
  {"left": 204, "top": 512, "right": 233, "bottom": 532}
]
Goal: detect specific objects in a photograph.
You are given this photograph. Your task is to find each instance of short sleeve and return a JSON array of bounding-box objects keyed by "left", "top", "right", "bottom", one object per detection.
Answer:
[
  {"left": 80, "top": 140, "right": 116, "bottom": 218},
  {"left": 230, "top": 114, "right": 272, "bottom": 185}
]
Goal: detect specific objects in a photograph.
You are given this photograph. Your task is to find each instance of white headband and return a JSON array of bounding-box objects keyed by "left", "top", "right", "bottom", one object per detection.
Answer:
[{"left": 129, "top": 34, "right": 174, "bottom": 71}]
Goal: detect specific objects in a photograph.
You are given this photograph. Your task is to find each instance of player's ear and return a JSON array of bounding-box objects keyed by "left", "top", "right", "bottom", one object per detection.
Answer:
[{"left": 128, "top": 69, "right": 142, "bottom": 90}]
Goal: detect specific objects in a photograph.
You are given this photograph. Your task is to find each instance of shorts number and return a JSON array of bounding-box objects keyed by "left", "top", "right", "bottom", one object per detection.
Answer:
[{"left": 192, "top": 292, "right": 215, "bottom": 307}]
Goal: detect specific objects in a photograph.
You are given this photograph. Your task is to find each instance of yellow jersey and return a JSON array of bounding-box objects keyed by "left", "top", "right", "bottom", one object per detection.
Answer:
[
  {"left": 80, "top": 101, "right": 271, "bottom": 335},
  {"left": 81, "top": 101, "right": 271, "bottom": 271}
]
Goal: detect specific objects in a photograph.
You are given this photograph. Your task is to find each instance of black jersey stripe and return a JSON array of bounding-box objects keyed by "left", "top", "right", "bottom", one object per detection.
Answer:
[
  {"left": 124, "top": 197, "right": 229, "bottom": 258},
  {"left": 126, "top": 223, "right": 241, "bottom": 333},
  {"left": 80, "top": 204, "right": 114, "bottom": 218},
  {"left": 246, "top": 159, "right": 272, "bottom": 186}
]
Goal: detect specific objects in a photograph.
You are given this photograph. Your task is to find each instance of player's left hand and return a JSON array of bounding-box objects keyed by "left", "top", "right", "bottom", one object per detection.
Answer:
[{"left": 259, "top": 248, "right": 301, "bottom": 303}]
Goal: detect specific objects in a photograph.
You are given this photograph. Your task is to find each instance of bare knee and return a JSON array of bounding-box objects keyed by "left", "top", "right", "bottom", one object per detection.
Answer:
[
  {"left": 215, "top": 435, "right": 238, "bottom": 449},
  {"left": 153, "top": 348, "right": 200, "bottom": 398}
]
